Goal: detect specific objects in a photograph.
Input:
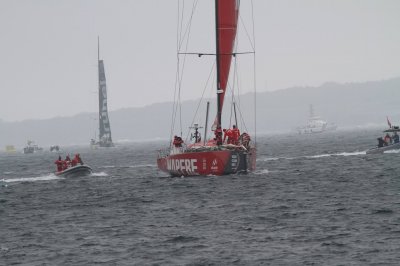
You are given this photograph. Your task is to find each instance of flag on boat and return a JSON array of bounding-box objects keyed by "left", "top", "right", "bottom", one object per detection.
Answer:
[{"left": 387, "top": 116, "right": 392, "bottom": 128}]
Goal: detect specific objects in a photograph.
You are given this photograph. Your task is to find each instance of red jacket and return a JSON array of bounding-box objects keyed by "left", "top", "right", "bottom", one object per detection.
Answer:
[{"left": 54, "top": 160, "right": 63, "bottom": 172}]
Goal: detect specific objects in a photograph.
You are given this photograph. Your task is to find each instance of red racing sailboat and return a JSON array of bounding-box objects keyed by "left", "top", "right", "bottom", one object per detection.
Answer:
[{"left": 157, "top": 0, "right": 256, "bottom": 177}]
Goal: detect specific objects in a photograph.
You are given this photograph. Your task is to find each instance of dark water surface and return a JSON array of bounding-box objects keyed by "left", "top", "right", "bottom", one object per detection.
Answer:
[{"left": 1, "top": 129, "right": 400, "bottom": 265}]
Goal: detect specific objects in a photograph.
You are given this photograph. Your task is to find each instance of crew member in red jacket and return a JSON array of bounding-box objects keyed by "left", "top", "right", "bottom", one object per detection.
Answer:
[
  {"left": 231, "top": 125, "right": 241, "bottom": 145},
  {"left": 223, "top": 128, "right": 233, "bottom": 144},
  {"left": 71, "top": 153, "right": 84, "bottom": 167},
  {"left": 54, "top": 156, "right": 63, "bottom": 172}
]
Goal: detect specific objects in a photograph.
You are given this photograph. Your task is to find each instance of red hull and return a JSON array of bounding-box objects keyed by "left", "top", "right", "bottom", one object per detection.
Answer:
[{"left": 157, "top": 148, "right": 256, "bottom": 177}]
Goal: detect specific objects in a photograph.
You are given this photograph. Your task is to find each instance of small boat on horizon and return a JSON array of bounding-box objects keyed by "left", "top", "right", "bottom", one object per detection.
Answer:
[
  {"left": 23, "top": 140, "right": 43, "bottom": 154},
  {"left": 5, "top": 145, "right": 16, "bottom": 153},
  {"left": 50, "top": 145, "right": 60, "bottom": 152}
]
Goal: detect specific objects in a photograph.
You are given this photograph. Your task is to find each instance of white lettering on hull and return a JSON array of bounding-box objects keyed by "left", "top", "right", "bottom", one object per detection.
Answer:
[{"left": 166, "top": 158, "right": 198, "bottom": 175}]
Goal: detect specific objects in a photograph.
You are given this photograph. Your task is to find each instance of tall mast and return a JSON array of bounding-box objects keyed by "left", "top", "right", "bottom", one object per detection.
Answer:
[
  {"left": 97, "top": 36, "right": 100, "bottom": 62},
  {"left": 97, "top": 36, "right": 101, "bottom": 140},
  {"left": 215, "top": 0, "right": 222, "bottom": 128}
]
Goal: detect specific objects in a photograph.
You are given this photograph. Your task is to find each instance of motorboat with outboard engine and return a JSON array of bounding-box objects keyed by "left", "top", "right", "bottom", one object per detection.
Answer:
[
  {"left": 55, "top": 165, "right": 92, "bottom": 178},
  {"left": 366, "top": 126, "right": 400, "bottom": 154}
]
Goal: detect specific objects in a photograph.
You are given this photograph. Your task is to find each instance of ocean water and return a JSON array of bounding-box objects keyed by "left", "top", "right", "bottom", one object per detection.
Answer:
[{"left": 1, "top": 128, "right": 400, "bottom": 265}]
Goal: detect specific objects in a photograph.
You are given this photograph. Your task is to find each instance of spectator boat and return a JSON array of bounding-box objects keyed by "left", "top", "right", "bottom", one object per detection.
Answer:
[
  {"left": 55, "top": 165, "right": 93, "bottom": 178},
  {"left": 366, "top": 127, "right": 400, "bottom": 154}
]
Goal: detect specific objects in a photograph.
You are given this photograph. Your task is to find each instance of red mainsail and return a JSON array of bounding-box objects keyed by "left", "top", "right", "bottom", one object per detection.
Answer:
[{"left": 216, "top": 0, "right": 239, "bottom": 121}]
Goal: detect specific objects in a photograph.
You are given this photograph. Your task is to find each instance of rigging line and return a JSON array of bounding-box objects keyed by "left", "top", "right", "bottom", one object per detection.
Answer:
[
  {"left": 173, "top": 0, "right": 198, "bottom": 138},
  {"left": 239, "top": 13, "right": 255, "bottom": 52},
  {"left": 251, "top": 0, "right": 257, "bottom": 146},
  {"left": 177, "top": 1, "right": 198, "bottom": 137},
  {"left": 178, "top": 0, "right": 185, "bottom": 51},
  {"left": 170, "top": 1, "right": 185, "bottom": 138},
  {"left": 184, "top": 62, "right": 216, "bottom": 143},
  {"left": 232, "top": 58, "right": 249, "bottom": 133},
  {"left": 170, "top": 0, "right": 189, "bottom": 141},
  {"left": 169, "top": 1, "right": 183, "bottom": 147},
  {"left": 170, "top": 65, "right": 182, "bottom": 146},
  {"left": 178, "top": 52, "right": 254, "bottom": 56},
  {"left": 236, "top": 92, "right": 249, "bottom": 133},
  {"left": 233, "top": 56, "right": 243, "bottom": 129},
  {"left": 229, "top": 55, "right": 238, "bottom": 128},
  {"left": 233, "top": 14, "right": 240, "bottom": 129},
  {"left": 178, "top": 0, "right": 199, "bottom": 52}
]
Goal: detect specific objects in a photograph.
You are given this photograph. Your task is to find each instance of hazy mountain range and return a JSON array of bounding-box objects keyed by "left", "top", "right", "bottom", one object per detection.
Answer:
[{"left": 1, "top": 77, "right": 400, "bottom": 149}]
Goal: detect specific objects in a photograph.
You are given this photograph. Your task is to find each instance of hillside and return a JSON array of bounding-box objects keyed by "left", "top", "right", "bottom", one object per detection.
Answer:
[{"left": 1, "top": 77, "right": 400, "bottom": 148}]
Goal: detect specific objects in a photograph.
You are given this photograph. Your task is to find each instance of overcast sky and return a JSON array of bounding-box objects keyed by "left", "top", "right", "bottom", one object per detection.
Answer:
[{"left": 0, "top": 0, "right": 399, "bottom": 122}]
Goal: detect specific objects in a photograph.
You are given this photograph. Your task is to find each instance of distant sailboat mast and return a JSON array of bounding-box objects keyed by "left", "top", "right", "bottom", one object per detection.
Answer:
[{"left": 97, "top": 37, "right": 113, "bottom": 147}]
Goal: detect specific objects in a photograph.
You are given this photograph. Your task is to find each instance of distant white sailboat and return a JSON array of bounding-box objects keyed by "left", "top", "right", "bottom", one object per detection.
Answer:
[{"left": 296, "top": 105, "right": 336, "bottom": 134}]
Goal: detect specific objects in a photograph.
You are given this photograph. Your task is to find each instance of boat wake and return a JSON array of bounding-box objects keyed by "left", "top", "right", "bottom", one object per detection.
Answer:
[
  {"left": 259, "top": 151, "right": 366, "bottom": 162},
  {"left": 2, "top": 174, "right": 62, "bottom": 183},
  {"left": 305, "top": 151, "right": 366, "bottom": 158},
  {"left": 128, "top": 164, "right": 156, "bottom": 168},
  {"left": 384, "top": 149, "right": 400, "bottom": 154},
  {"left": 253, "top": 169, "right": 269, "bottom": 175},
  {"left": 91, "top": 172, "right": 108, "bottom": 177},
  {"left": 99, "top": 164, "right": 156, "bottom": 169}
]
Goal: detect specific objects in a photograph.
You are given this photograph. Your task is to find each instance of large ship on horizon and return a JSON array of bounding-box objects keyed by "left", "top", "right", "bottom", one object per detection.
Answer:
[{"left": 296, "top": 105, "right": 337, "bottom": 134}]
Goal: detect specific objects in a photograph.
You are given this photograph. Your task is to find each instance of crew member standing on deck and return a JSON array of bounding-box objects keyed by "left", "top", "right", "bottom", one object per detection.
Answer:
[
  {"left": 223, "top": 128, "right": 233, "bottom": 144},
  {"left": 215, "top": 126, "right": 223, "bottom": 145},
  {"left": 231, "top": 125, "right": 241, "bottom": 145}
]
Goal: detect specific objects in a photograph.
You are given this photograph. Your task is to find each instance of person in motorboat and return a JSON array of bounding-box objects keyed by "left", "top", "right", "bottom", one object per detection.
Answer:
[
  {"left": 62, "top": 159, "right": 69, "bottom": 170},
  {"left": 384, "top": 133, "right": 392, "bottom": 146},
  {"left": 377, "top": 137, "right": 385, "bottom": 148},
  {"left": 54, "top": 156, "right": 63, "bottom": 172},
  {"left": 71, "top": 154, "right": 84, "bottom": 167},
  {"left": 65, "top": 155, "right": 72, "bottom": 167},
  {"left": 77, "top": 154, "right": 83, "bottom": 165},
  {"left": 393, "top": 132, "right": 400, "bottom": 143}
]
